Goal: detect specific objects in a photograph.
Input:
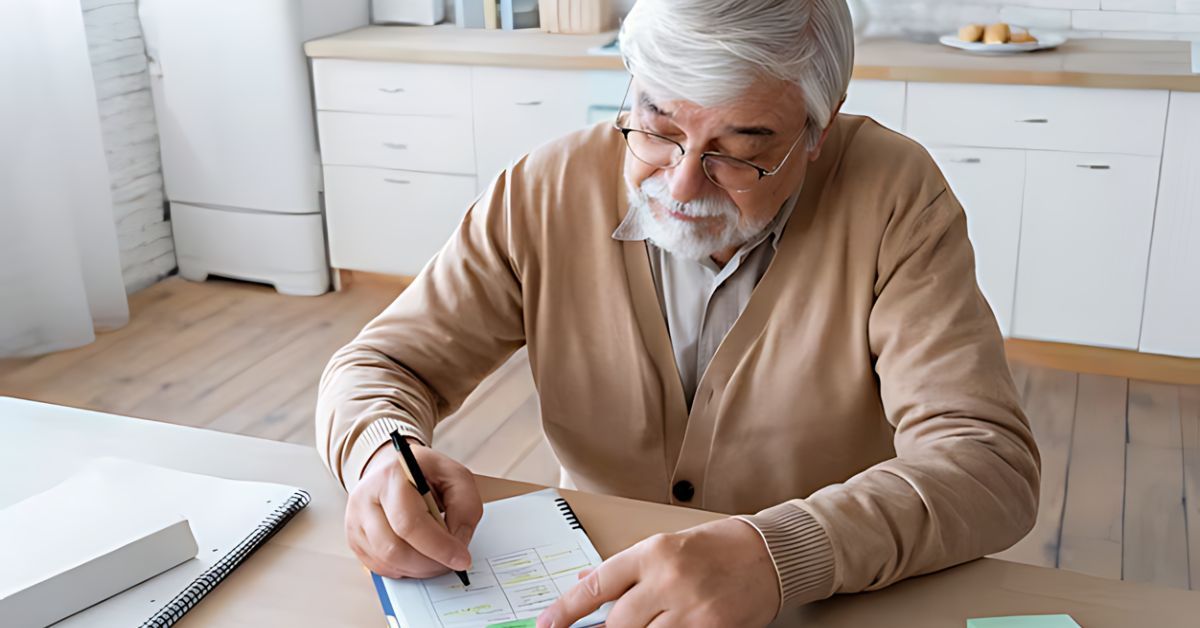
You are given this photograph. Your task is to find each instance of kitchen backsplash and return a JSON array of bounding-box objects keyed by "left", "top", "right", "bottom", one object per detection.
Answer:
[
  {"left": 857, "top": 0, "right": 1200, "bottom": 41},
  {"left": 607, "top": 0, "right": 1200, "bottom": 41},
  {"left": 80, "top": 0, "right": 175, "bottom": 294}
]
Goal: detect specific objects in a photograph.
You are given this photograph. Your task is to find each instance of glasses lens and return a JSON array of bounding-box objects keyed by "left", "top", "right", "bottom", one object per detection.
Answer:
[
  {"left": 624, "top": 130, "right": 683, "bottom": 169},
  {"left": 702, "top": 155, "right": 762, "bottom": 192}
]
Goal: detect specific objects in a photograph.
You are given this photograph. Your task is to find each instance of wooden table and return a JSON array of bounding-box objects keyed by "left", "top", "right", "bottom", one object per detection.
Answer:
[{"left": 3, "top": 396, "right": 1198, "bottom": 626}]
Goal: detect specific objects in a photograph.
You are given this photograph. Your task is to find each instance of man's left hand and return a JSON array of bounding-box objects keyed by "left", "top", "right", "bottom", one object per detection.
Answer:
[{"left": 536, "top": 517, "right": 780, "bottom": 628}]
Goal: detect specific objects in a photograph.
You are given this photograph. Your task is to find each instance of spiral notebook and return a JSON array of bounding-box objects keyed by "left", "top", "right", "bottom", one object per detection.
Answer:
[
  {"left": 372, "top": 489, "right": 612, "bottom": 628},
  {"left": 1, "top": 458, "right": 310, "bottom": 628}
]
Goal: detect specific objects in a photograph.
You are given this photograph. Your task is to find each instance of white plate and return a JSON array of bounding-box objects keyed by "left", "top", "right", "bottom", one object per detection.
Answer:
[{"left": 939, "top": 32, "right": 1066, "bottom": 54}]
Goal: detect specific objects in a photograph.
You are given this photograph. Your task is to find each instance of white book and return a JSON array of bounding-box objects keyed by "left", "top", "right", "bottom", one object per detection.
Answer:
[
  {"left": 373, "top": 489, "right": 612, "bottom": 628},
  {"left": 0, "top": 458, "right": 309, "bottom": 627}
]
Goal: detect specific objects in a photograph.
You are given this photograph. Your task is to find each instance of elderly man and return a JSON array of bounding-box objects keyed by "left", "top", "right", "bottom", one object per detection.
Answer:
[{"left": 316, "top": 0, "right": 1041, "bottom": 625}]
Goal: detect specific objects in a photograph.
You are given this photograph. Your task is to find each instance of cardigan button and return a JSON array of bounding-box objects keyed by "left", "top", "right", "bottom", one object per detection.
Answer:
[{"left": 672, "top": 480, "right": 695, "bottom": 502}]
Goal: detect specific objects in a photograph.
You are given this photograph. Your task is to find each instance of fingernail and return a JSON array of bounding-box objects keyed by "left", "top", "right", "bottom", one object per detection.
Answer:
[
  {"left": 453, "top": 553, "right": 471, "bottom": 571},
  {"left": 536, "top": 614, "right": 555, "bottom": 628}
]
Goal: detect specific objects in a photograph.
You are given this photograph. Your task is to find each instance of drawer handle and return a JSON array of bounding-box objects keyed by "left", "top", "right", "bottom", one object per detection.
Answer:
[
  {"left": 1076, "top": 163, "right": 1111, "bottom": 170},
  {"left": 1016, "top": 118, "right": 1049, "bottom": 124},
  {"left": 515, "top": 100, "right": 543, "bottom": 106},
  {"left": 378, "top": 87, "right": 406, "bottom": 94},
  {"left": 383, "top": 177, "right": 411, "bottom": 184},
  {"left": 950, "top": 157, "right": 982, "bottom": 164},
  {"left": 382, "top": 142, "right": 408, "bottom": 150}
]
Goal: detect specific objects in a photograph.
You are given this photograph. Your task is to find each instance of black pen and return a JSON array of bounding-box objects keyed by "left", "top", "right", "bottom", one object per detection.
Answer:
[{"left": 389, "top": 430, "right": 471, "bottom": 587}]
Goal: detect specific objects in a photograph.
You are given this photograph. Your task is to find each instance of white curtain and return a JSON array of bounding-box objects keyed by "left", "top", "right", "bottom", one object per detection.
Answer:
[{"left": 0, "top": 0, "right": 130, "bottom": 358}]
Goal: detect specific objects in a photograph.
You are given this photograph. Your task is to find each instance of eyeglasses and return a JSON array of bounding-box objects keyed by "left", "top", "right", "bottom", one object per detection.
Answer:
[{"left": 613, "top": 78, "right": 808, "bottom": 193}]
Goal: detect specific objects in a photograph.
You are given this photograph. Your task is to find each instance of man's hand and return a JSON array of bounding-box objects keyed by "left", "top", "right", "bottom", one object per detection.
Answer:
[
  {"left": 537, "top": 517, "right": 780, "bottom": 628},
  {"left": 345, "top": 440, "right": 484, "bottom": 579}
]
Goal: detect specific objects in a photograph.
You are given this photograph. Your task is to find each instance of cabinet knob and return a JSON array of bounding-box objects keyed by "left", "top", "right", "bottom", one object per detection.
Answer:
[
  {"left": 1076, "top": 164, "right": 1111, "bottom": 170},
  {"left": 382, "top": 142, "right": 408, "bottom": 150},
  {"left": 378, "top": 87, "right": 406, "bottom": 94},
  {"left": 514, "top": 100, "right": 543, "bottom": 106},
  {"left": 950, "top": 157, "right": 982, "bottom": 164},
  {"left": 1016, "top": 117, "right": 1049, "bottom": 124},
  {"left": 383, "top": 178, "right": 411, "bottom": 185}
]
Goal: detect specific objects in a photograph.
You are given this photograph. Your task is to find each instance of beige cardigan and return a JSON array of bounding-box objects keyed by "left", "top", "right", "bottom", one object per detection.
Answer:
[{"left": 315, "top": 115, "right": 1041, "bottom": 611}]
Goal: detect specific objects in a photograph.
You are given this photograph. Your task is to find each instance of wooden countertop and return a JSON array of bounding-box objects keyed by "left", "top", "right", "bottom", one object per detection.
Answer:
[{"left": 304, "top": 24, "right": 1200, "bottom": 91}]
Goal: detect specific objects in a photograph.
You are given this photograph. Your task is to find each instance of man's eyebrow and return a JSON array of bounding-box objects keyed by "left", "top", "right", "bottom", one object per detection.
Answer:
[
  {"left": 638, "top": 92, "right": 671, "bottom": 117},
  {"left": 728, "top": 125, "right": 776, "bottom": 137}
]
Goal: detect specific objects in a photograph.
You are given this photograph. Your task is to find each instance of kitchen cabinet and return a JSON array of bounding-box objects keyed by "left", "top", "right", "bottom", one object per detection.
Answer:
[
  {"left": 929, "top": 147, "right": 1026, "bottom": 336},
  {"left": 310, "top": 60, "right": 1196, "bottom": 357},
  {"left": 323, "top": 165, "right": 477, "bottom": 275},
  {"left": 1012, "top": 151, "right": 1161, "bottom": 349},
  {"left": 471, "top": 67, "right": 590, "bottom": 191},
  {"left": 843, "top": 79, "right": 905, "bottom": 132},
  {"left": 1140, "top": 92, "right": 1200, "bottom": 358}
]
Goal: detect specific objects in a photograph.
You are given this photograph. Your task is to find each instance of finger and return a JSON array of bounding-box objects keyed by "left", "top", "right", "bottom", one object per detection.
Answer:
[
  {"left": 644, "top": 610, "right": 674, "bottom": 628},
  {"left": 380, "top": 468, "right": 472, "bottom": 571},
  {"left": 538, "top": 551, "right": 639, "bottom": 628},
  {"left": 577, "top": 567, "right": 594, "bottom": 580},
  {"left": 600, "top": 584, "right": 664, "bottom": 628},
  {"left": 424, "top": 454, "right": 484, "bottom": 544},
  {"left": 361, "top": 504, "right": 448, "bottom": 579}
]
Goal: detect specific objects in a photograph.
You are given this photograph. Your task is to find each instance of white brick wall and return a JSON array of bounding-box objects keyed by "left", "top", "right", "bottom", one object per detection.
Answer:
[
  {"left": 858, "top": 0, "right": 1200, "bottom": 40},
  {"left": 80, "top": 0, "right": 176, "bottom": 294}
]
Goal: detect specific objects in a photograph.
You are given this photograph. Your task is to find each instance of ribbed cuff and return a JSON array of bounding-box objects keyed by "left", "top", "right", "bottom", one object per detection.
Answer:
[
  {"left": 736, "top": 503, "right": 837, "bottom": 614},
  {"left": 343, "top": 416, "right": 430, "bottom": 492}
]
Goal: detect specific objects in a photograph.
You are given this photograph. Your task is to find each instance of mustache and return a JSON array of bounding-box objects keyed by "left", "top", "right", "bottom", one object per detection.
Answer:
[{"left": 638, "top": 175, "right": 738, "bottom": 219}]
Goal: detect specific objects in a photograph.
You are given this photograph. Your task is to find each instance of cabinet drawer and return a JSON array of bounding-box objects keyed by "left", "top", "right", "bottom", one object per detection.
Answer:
[
  {"left": 844, "top": 79, "right": 906, "bottom": 132},
  {"left": 323, "top": 165, "right": 478, "bottom": 276},
  {"left": 907, "top": 83, "right": 1168, "bottom": 156},
  {"left": 1011, "top": 151, "right": 1160, "bottom": 349},
  {"left": 318, "top": 111, "right": 475, "bottom": 174},
  {"left": 312, "top": 59, "right": 472, "bottom": 117},
  {"left": 472, "top": 67, "right": 590, "bottom": 188},
  {"left": 929, "top": 147, "right": 1025, "bottom": 336}
]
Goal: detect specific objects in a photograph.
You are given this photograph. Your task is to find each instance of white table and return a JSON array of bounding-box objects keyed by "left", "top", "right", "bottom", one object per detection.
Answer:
[{"left": 4, "top": 396, "right": 1200, "bottom": 627}]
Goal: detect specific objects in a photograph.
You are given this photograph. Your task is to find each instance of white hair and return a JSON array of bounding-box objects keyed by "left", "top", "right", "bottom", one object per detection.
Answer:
[{"left": 619, "top": 0, "right": 855, "bottom": 150}]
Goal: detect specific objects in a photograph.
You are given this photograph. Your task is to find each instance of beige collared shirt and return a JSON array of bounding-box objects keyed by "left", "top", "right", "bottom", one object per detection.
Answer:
[{"left": 612, "top": 194, "right": 800, "bottom": 408}]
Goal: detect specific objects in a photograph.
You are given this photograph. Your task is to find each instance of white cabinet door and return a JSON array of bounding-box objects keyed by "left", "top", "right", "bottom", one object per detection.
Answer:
[
  {"left": 843, "top": 80, "right": 905, "bottom": 132},
  {"left": 1012, "top": 151, "right": 1161, "bottom": 349},
  {"left": 929, "top": 147, "right": 1025, "bottom": 336},
  {"left": 323, "top": 165, "right": 477, "bottom": 275},
  {"left": 1140, "top": 92, "right": 1200, "bottom": 358},
  {"left": 907, "top": 83, "right": 1168, "bottom": 157},
  {"left": 472, "top": 67, "right": 590, "bottom": 191}
]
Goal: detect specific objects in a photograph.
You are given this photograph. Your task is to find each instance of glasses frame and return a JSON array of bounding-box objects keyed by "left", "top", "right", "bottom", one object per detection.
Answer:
[{"left": 612, "top": 78, "right": 809, "bottom": 194}]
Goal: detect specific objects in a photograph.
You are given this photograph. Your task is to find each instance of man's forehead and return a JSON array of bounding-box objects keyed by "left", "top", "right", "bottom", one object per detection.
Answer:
[{"left": 634, "top": 79, "right": 803, "bottom": 134}]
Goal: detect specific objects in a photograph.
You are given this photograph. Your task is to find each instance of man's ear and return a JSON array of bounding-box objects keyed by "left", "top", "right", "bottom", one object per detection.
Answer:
[{"left": 808, "top": 95, "right": 846, "bottom": 163}]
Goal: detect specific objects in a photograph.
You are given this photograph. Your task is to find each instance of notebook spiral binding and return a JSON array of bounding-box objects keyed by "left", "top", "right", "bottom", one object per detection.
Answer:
[
  {"left": 139, "top": 489, "right": 312, "bottom": 628},
  {"left": 554, "top": 497, "right": 585, "bottom": 533}
]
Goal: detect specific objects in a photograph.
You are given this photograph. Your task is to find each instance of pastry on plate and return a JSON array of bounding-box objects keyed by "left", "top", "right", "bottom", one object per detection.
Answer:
[
  {"left": 958, "top": 24, "right": 984, "bottom": 43},
  {"left": 983, "top": 22, "right": 1011, "bottom": 44}
]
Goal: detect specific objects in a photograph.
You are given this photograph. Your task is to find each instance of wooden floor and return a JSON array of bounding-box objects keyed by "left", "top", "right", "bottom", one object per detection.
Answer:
[{"left": 2, "top": 276, "right": 1198, "bottom": 592}]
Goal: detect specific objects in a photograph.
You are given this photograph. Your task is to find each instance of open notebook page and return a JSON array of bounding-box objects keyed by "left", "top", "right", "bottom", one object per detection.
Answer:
[{"left": 374, "top": 488, "right": 611, "bottom": 628}]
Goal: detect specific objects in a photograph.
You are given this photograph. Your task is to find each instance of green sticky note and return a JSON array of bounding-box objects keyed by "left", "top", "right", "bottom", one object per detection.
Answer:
[
  {"left": 967, "top": 615, "right": 1081, "bottom": 628},
  {"left": 485, "top": 620, "right": 537, "bottom": 628}
]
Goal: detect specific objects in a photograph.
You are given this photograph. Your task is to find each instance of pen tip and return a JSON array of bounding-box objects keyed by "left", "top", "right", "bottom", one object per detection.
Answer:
[{"left": 458, "top": 571, "right": 470, "bottom": 587}]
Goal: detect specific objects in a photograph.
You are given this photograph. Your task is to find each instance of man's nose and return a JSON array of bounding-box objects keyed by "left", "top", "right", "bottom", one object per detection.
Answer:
[{"left": 666, "top": 151, "right": 711, "bottom": 204}]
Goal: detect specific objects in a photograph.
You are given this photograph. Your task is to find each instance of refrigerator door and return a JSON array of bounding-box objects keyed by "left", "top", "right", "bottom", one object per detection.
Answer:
[{"left": 140, "top": 0, "right": 320, "bottom": 214}]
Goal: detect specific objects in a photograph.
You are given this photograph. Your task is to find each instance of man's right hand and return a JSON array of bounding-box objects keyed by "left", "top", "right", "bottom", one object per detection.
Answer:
[{"left": 345, "top": 439, "right": 484, "bottom": 579}]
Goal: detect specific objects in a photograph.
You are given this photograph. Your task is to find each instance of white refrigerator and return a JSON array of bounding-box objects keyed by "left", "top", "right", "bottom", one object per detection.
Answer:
[{"left": 139, "top": 0, "right": 369, "bottom": 296}]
